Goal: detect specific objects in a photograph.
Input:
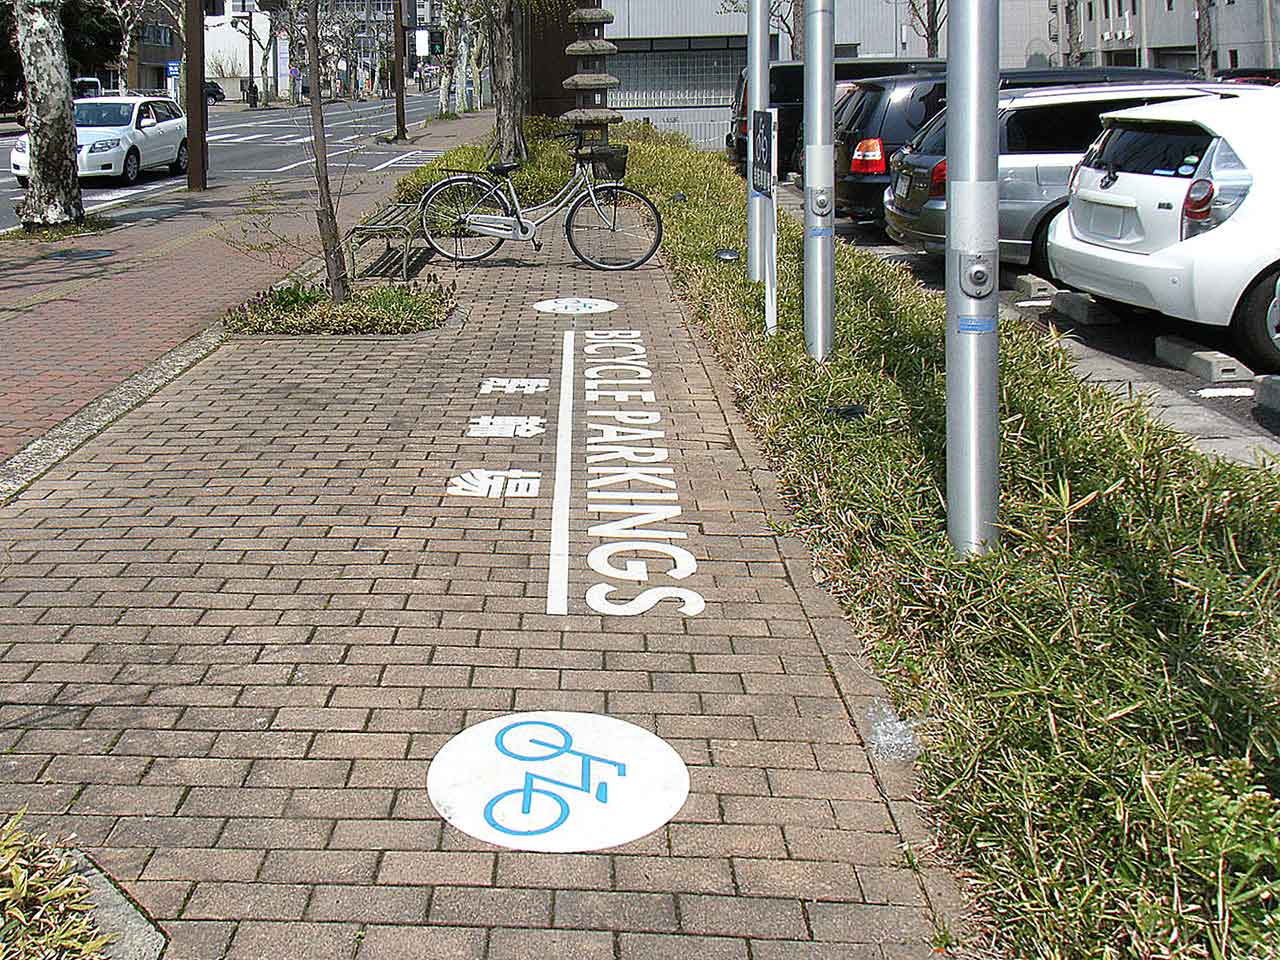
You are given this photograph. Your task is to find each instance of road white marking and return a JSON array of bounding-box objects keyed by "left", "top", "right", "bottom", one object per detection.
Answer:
[
  {"left": 369, "top": 149, "right": 443, "bottom": 172},
  {"left": 547, "top": 329, "right": 576, "bottom": 616}
]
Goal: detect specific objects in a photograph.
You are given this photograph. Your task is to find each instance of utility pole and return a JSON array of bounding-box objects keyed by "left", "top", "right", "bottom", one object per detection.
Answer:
[
  {"left": 185, "top": 0, "right": 207, "bottom": 190},
  {"left": 945, "top": 0, "right": 1000, "bottom": 554},
  {"left": 802, "top": 0, "right": 834, "bottom": 360},
  {"left": 393, "top": 0, "right": 407, "bottom": 137},
  {"left": 747, "top": 0, "right": 769, "bottom": 282}
]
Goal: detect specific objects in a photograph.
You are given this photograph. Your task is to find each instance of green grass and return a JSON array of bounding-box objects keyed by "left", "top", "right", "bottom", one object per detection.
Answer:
[
  {"left": 0, "top": 215, "right": 115, "bottom": 242},
  {"left": 224, "top": 280, "right": 455, "bottom": 336},
  {"left": 0, "top": 812, "right": 113, "bottom": 959},
  {"left": 399, "top": 124, "right": 1280, "bottom": 958}
]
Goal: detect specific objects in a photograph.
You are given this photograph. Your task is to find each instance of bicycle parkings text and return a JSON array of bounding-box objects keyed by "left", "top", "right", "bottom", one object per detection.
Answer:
[
  {"left": 583, "top": 330, "right": 705, "bottom": 618},
  {"left": 426, "top": 711, "right": 691, "bottom": 853}
]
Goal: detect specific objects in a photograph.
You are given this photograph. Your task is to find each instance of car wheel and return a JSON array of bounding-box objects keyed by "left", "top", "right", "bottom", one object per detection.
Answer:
[
  {"left": 1230, "top": 265, "right": 1280, "bottom": 374},
  {"left": 15, "top": 176, "right": 28, "bottom": 188},
  {"left": 170, "top": 140, "right": 189, "bottom": 175},
  {"left": 1029, "top": 213, "right": 1059, "bottom": 282},
  {"left": 121, "top": 148, "right": 141, "bottom": 186},
  {"left": 207, "top": 95, "right": 217, "bottom": 106}
]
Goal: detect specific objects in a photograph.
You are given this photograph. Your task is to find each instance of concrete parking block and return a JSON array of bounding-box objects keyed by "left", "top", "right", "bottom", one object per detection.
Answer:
[{"left": 1155, "top": 335, "right": 1255, "bottom": 383}]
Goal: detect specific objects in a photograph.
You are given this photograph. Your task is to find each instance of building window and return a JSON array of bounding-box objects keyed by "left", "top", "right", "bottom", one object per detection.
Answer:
[
  {"left": 611, "top": 48, "right": 747, "bottom": 109},
  {"left": 1087, "top": 1, "right": 1094, "bottom": 19},
  {"left": 1131, "top": 0, "right": 1137, "bottom": 12},
  {"left": 1103, "top": 0, "right": 1109, "bottom": 17},
  {"left": 1165, "top": 0, "right": 1173, "bottom": 9},
  {"left": 1229, "top": 49, "right": 1239, "bottom": 68}
]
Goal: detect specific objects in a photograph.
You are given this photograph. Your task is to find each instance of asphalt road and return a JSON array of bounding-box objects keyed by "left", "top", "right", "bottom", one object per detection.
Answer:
[{"left": 0, "top": 91, "right": 447, "bottom": 232}]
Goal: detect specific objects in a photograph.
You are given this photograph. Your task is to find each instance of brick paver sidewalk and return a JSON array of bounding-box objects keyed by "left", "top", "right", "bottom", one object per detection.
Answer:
[
  {"left": 0, "top": 110, "right": 494, "bottom": 463},
  {"left": 0, "top": 214, "right": 963, "bottom": 958}
]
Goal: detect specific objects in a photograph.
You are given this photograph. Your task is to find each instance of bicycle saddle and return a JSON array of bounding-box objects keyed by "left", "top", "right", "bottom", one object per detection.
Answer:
[{"left": 487, "top": 160, "right": 522, "bottom": 177}]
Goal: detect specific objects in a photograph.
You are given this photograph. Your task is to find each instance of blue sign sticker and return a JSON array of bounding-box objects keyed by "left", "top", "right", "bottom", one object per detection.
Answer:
[
  {"left": 166, "top": 60, "right": 181, "bottom": 78},
  {"left": 808, "top": 226, "right": 834, "bottom": 238},
  {"left": 958, "top": 315, "right": 998, "bottom": 334}
]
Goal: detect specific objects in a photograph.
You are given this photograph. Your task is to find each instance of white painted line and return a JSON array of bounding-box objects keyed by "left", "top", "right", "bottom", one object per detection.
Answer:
[
  {"left": 228, "top": 133, "right": 269, "bottom": 143},
  {"left": 1196, "top": 386, "right": 1255, "bottom": 399},
  {"left": 1015, "top": 299, "right": 1053, "bottom": 308},
  {"left": 547, "top": 329, "right": 575, "bottom": 616},
  {"left": 205, "top": 133, "right": 239, "bottom": 142}
]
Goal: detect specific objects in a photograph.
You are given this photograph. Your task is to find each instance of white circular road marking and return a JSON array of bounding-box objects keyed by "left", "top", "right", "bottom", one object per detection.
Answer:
[
  {"left": 427, "top": 711, "right": 690, "bottom": 852},
  {"left": 533, "top": 297, "right": 619, "bottom": 315}
]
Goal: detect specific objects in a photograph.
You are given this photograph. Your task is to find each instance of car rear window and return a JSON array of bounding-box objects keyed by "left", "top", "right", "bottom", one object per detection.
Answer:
[
  {"left": 879, "top": 81, "right": 946, "bottom": 143},
  {"left": 769, "top": 66, "right": 805, "bottom": 105},
  {"left": 837, "top": 85, "right": 885, "bottom": 140},
  {"left": 1004, "top": 101, "right": 1144, "bottom": 154},
  {"left": 911, "top": 111, "right": 947, "bottom": 155},
  {"left": 1084, "top": 120, "right": 1214, "bottom": 177}
]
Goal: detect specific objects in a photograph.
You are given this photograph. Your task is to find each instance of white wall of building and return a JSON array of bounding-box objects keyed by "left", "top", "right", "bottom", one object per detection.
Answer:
[{"left": 205, "top": 12, "right": 282, "bottom": 97}]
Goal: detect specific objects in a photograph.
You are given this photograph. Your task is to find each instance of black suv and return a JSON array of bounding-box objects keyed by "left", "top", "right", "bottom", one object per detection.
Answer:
[
  {"left": 204, "top": 81, "right": 226, "bottom": 106},
  {"left": 726, "top": 58, "right": 944, "bottom": 176},
  {"left": 834, "top": 65, "right": 1190, "bottom": 223}
]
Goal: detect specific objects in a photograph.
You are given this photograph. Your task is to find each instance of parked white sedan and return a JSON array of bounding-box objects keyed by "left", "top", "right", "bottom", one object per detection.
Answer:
[
  {"left": 10, "top": 96, "right": 188, "bottom": 188},
  {"left": 1048, "top": 91, "right": 1280, "bottom": 371}
]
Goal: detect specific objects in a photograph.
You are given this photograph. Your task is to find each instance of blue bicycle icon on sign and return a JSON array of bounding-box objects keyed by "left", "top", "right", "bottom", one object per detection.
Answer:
[{"left": 483, "top": 720, "right": 627, "bottom": 837}]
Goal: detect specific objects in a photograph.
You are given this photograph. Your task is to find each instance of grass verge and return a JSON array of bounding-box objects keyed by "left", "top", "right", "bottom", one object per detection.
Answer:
[
  {"left": 0, "top": 215, "right": 115, "bottom": 243},
  {"left": 0, "top": 812, "right": 113, "bottom": 959},
  {"left": 224, "top": 280, "right": 455, "bottom": 336},
  {"left": 401, "top": 124, "right": 1280, "bottom": 958}
]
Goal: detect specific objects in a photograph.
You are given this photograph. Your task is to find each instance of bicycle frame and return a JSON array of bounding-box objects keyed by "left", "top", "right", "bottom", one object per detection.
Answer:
[{"left": 445, "top": 160, "right": 615, "bottom": 243}]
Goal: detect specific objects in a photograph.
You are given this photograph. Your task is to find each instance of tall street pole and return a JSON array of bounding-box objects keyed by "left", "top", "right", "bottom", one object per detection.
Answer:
[
  {"left": 393, "top": 0, "right": 408, "bottom": 139},
  {"left": 746, "top": 0, "right": 769, "bottom": 282},
  {"left": 247, "top": 10, "right": 254, "bottom": 102},
  {"left": 945, "top": 0, "right": 1000, "bottom": 554},
  {"left": 802, "top": 0, "right": 834, "bottom": 361},
  {"left": 185, "top": 0, "right": 207, "bottom": 190}
]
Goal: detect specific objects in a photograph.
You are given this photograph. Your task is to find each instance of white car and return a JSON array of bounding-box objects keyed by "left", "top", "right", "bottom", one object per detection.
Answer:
[
  {"left": 1047, "top": 91, "right": 1280, "bottom": 371},
  {"left": 10, "top": 96, "right": 188, "bottom": 189}
]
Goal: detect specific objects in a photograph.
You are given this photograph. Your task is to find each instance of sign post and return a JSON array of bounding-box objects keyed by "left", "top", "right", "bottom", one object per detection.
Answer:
[
  {"left": 802, "top": 0, "right": 835, "bottom": 361},
  {"left": 945, "top": 0, "right": 1001, "bottom": 554},
  {"left": 746, "top": 0, "right": 769, "bottom": 283},
  {"left": 751, "top": 108, "right": 779, "bottom": 336}
]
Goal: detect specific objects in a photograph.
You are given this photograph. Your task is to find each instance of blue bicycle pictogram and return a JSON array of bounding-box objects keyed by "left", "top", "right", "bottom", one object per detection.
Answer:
[{"left": 483, "top": 720, "right": 627, "bottom": 837}]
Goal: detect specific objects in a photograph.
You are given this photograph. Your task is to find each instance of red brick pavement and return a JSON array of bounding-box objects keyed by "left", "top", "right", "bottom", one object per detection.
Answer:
[
  {"left": 0, "top": 203, "right": 967, "bottom": 957},
  {"left": 0, "top": 110, "right": 494, "bottom": 462}
]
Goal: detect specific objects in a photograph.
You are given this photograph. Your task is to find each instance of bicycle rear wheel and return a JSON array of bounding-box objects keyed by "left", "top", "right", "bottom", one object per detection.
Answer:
[
  {"left": 422, "top": 175, "right": 511, "bottom": 262},
  {"left": 565, "top": 184, "right": 663, "bottom": 271}
]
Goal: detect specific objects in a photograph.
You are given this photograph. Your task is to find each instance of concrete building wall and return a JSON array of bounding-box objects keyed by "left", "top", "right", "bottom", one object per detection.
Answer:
[{"left": 1058, "top": 0, "right": 1278, "bottom": 70}]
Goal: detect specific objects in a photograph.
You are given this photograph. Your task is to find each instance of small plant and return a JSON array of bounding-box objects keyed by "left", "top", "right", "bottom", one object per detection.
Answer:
[
  {"left": 224, "top": 279, "right": 456, "bottom": 337},
  {"left": 0, "top": 811, "right": 114, "bottom": 960}
]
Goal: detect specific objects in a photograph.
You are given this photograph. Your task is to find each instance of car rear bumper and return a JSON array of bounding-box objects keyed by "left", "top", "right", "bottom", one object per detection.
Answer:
[
  {"left": 1046, "top": 212, "right": 1234, "bottom": 326},
  {"left": 883, "top": 192, "right": 945, "bottom": 253},
  {"left": 837, "top": 174, "right": 891, "bottom": 222}
]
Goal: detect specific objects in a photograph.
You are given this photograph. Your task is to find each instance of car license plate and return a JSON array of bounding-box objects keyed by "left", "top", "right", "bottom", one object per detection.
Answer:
[
  {"left": 894, "top": 173, "right": 912, "bottom": 200},
  {"left": 1088, "top": 203, "right": 1125, "bottom": 239}
]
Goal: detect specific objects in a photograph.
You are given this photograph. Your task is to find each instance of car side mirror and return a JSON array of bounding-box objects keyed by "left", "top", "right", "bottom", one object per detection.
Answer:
[{"left": 140, "top": 116, "right": 157, "bottom": 129}]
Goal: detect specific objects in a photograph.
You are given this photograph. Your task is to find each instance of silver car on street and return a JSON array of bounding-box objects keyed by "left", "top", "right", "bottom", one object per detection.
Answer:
[{"left": 883, "top": 82, "right": 1239, "bottom": 275}]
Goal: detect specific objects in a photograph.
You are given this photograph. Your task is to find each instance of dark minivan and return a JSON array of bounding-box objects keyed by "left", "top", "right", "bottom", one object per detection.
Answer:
[
  {"left": 726, "top": 58, "right": 944, "bottom": 175},
  {"left": 833, "top": 66, "right": 1190, "bottom": 223}
]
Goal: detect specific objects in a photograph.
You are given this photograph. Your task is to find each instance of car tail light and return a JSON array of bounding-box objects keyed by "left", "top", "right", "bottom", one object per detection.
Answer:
[
  {"left": 928, "top": 159, "right": 947, "bottom": 198},
  {"left": 850, "top": 138, "right": 886, "bottom": 175},
  {"left": 1182, "top": 138, "right": 1251, "bottom": 240}
]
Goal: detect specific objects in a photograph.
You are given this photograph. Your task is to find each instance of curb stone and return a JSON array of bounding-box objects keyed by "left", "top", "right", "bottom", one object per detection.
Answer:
[{"left": 70, "top": 851, "right": 166, "bottom": 960}]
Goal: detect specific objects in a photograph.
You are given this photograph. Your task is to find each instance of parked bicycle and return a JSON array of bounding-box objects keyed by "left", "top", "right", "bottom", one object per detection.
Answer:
[
  {"left": 483, "top": 719, "right": 627, "bottom": 837},
  {"left": 419, "top": 132, "right": 663, "bottom": 271}
]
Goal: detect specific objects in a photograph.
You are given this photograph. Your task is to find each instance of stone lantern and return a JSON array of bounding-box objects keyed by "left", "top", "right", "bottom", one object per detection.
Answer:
[{"left": 562, "top": 1, "right": 621, "bottom": 148}]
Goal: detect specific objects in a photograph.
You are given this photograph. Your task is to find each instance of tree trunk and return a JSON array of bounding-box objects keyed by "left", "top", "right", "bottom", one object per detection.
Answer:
[
  {"left": 260, "top": 35, "right": 273, "bottom": 105},
  {"left": 926, "top": 0, "right": 939, "bottom": 58},
  {"left": 118, "top": 31, "right": 132, "bottom": 95},
  {"left": 16, "top": 0, "right": 83, "bottom": 228},
  {"left": 305, "top": 0, "right": 350, "bottom": 303},
  {"left": 453, "top": 26, "right": 468, "bottom": 113},
  {"left": 492, "top": 0, "right": 518, "bottom": 160},
  {"left": 511, "top": 2, "right": 527, "bottom": 119},
  {"left": 1195, "top": 0, "right": 1214, "bottom": 78},
  {"left": 789, "top": 0, "right": 804, "bottom": 59},
  {"left": 439, "top": 19, "right": 458, "bottom": 112}
]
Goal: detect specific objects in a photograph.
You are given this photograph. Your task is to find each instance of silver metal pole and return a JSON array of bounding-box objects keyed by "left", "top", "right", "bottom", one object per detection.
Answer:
[
  {"left": 945, "top": 0, "right": 1001, "bottom": 554},
  {"left": 802, "top": 0, "right": 835, "bottom": 361},
  {"left": 747, "top": 0, "right": 769, "bottom": 282}
]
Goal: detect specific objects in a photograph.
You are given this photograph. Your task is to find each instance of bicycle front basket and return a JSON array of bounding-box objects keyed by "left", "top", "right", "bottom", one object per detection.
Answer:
[{"left": 589, "top": 144, "right": 629, "bottom": 181}]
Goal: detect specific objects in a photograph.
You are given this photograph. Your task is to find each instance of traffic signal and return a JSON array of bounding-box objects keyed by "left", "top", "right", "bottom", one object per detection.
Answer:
[{"left": 429, "top": 28, "right": 445, "bottom": 55}]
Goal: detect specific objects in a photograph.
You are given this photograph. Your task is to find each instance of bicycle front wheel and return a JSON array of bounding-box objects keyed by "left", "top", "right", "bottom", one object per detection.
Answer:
[
  {"left": 422, "top": 175, "right": 511, "bottom": 263},
  {"left": 565, "top": 184, "right": 663, "bottom": 271}
]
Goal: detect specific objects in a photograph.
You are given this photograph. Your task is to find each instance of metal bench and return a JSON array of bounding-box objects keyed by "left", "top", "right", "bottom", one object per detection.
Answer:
[{"left": 344, "top": 200, "right": 427, "bottom": 282}]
